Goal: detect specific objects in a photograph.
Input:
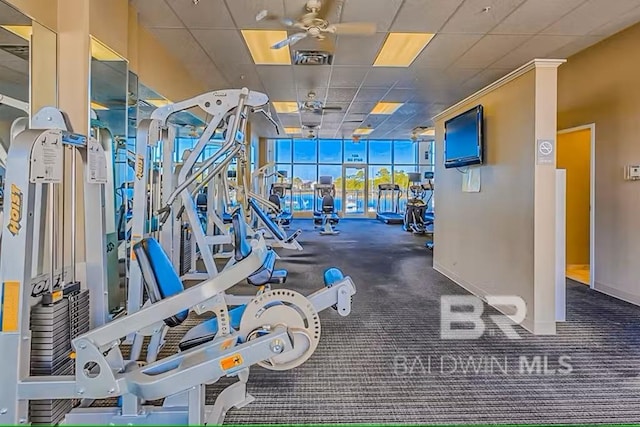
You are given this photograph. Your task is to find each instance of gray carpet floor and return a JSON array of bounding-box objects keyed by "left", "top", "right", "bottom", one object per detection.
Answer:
[{"left": 167, "top": 219, "right": 640, "bottom": 425}]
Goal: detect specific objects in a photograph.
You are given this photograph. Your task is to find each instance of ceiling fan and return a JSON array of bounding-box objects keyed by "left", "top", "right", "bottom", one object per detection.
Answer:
[
  {"left": 256, "top": 0, "right": 377, "bottom": 50},
  {"left": 300, "top": 91, "right": 343, "bottom": 114}
]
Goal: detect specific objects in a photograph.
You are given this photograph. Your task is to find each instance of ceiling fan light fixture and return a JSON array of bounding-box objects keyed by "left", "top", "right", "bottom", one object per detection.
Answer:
[
  {"left": 371, "top": 102, "right": 403, "bottom": 115},
  {"left": 374, "top": 32, "right": 435, "bottom": 67}
]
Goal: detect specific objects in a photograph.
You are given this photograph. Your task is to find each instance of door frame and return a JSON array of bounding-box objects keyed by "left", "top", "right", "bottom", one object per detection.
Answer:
[
  {"left": 341, "top": 163, "right": 368, "bottom": 217},
  {"left": 557, "top": 123, "right": 596, "bottom": 289}
]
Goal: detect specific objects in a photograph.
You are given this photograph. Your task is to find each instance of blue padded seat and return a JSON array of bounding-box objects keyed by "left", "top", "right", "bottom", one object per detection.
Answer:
[
  {"left": 222, "top": 212, "right": 233, "bottom": 224},
  {"left": 324, "top": 268, "right": 345, "bottom": 287},
  {"left": 233, "top": 205, "right": 287, "bottom": 286},
  {"left": 247, "top": 198, "right": 286, "bottom": 241},
  {"left": 232, "top": 209, "right": 253, "bottom": 261},
  {"left": 179, "top": 305, "right": 246, "bottom": 351},
  {"left": 133, "top": 238, "right": 189, "bottom": 327}
]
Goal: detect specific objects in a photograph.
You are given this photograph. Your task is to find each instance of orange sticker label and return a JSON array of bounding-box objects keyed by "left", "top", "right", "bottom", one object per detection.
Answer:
[
  {"left": 220, "top": 354, "right": 243, "bottom": 371},
  {"left": 220, "top": 338, "right": 234, "bottom": 351},
  {"left": 1, "top": 281, "right": 20, "bottom": 331}
]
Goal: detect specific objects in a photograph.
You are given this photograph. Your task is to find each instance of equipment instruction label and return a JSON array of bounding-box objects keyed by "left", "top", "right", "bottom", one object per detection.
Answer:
[
  {"left": 88, "top": 137, "right": 108, "bottom": 184},
  {"left": 30, "top": 133, "right": 63, "bottom": 183}
]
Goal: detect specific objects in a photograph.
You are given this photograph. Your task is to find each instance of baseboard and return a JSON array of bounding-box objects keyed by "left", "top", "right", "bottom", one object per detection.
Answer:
[
  {"left": 433, "top": 262, "right": 536, "bottom": 335},
  {"left": 594, "top": 281, "right": 640, "bottom": 306}
]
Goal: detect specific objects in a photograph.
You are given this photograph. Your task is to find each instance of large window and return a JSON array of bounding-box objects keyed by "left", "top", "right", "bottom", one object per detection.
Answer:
[
  {"left": 272, "top": 138, "right": 419, "bottom": 212},
  {"left": 293, "top": 139, "right": 317, "bottom": 163}
]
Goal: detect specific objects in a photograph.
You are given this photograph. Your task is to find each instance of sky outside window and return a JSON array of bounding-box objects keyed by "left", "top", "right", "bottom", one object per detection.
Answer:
[
  {"left": 394, "top": 140, "right": 417, "bottom": 164},
  {"left": 275, "top": 139, "right": 292, "bottom": 163},
  {"left": 318, "top": 139, "right": 343, "bottom": 163},
  {"left": 293, "top": 139, "right": 317, "bottom": 163},
  {"left": 369, "top": 140, "right": 392, "bottom": 163}
]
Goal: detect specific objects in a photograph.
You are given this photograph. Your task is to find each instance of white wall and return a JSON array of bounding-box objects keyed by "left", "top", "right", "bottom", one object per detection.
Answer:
[{"left": 433, "top": 60, "right": 563, "bottom": 335}]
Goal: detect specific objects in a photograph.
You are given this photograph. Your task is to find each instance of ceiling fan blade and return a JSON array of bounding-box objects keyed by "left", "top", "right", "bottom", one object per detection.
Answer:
[
  {"left": 256, "top": 10, "right": 295, "bottom": 27},
  {"left": 327, "top": 22, "right": 377, "bottom": 35},
  {"left": 271, "top": 32, "right": 307, "bottom": 50}
]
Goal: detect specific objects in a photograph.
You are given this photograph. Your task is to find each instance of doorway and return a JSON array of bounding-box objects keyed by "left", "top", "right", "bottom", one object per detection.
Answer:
[
  {"left": 557, "top": 125, "right": 595, "bottom": 287},
  {"left": 342, "top": 164, "right": 367, "bottom": 217}
]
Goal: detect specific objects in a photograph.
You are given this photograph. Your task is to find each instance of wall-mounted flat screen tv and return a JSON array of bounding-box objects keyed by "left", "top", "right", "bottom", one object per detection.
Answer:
[{"left": 444, "top": 105, "right": 484, "bottom": 169}]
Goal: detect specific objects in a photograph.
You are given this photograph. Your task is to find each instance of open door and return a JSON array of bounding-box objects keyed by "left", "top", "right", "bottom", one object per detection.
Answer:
[{"left": 557, "top": 125, "right": 594, "bottom": 287}]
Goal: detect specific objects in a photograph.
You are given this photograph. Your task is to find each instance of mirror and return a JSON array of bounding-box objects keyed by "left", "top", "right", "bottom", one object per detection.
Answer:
[
  {"left": 89, "top": 37, "right": 129, "bottom": 318},
  {"left": 0, "top": 0, "right": 56, "bottom": 233},
  {"left": 0, "top": 0, "right": 30, "bottom": 178}
]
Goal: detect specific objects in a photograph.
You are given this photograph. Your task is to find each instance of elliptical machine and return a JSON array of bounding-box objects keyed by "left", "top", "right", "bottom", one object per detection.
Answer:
[{"left": 403, "top": 172, "right": 433, "bottom": 234}]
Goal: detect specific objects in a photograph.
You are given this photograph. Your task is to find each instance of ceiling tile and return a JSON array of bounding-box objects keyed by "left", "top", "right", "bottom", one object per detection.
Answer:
[
  {"left": 348, "top": 102, "right": 377, "bottom": 114},
  {"left": 298, "top": 87, "right": 327, "bottom": 102},
  {"left": 277, "top": 114, "right": 301, "bottom": 127},
  {"left": 491, "top": 35, "right": 579, "bottom": 68},
  {"left": 412, "top": 33, "right": 484, "bottom": 68},
  {"left": 187, "top": 60, "right": 229, "bottom": 89},
  {"left": 191, "top": 29, "right": 253, "bottom": 67},
  {"left": 441, "top": 0, "right": 526, "bottom": 34},
  {"left": 589, "top": 5, "right": 640, "bottom": 36},
  {"left": 329, "top": 66, "right": 368, "bottom": 88},
  {"left": 226, "top": 0, "right": 285, "bottom": 29},
  {"left": 256, "top": 65, "right": 295, "bottom": 92},
  {"left": 392, "top": 0, "right": 465, "bottom": 32},
  {"left": 150, "top": 28, "right": 219, "bottom": 70},
  {"left": 340, "top": 0, "right": 404, "bottom": 32},
  {"left": 542, "top": 0, "right": 640, "bottom": 35},
  {"left": 333, "top": 33, "right": 386, "bottom": 66},
  {"left": 452, "top": 34, "right": 531, "bottom": 68},
  {"left": 326, "top": 88, "right": 358, "bottom": 102},
  {"left": 547, "top": 35, "right": 603, "bottom": 58},
  {"left": 131, "top": 0, "right": 183, "bottom": 28},
  {"left": 461, "top": 68, "right": 513, "bottom": 93},
  {"left": 491, "top": 0, "right": 586, "bottom": 34},
  {"left": 293, "top": 66, "right": 331, "bottom": 89},
  {"left": 354, "top": 87, "right": 390, "bottom": 102},
  {"left": 362, "top": 67, "right": 411, "bottom": 88},
  {"left": 264, "top": 85, "right": 297, "bottom": 101},
  {"left": 166, "top": 0, "right": 235, "bottom": 29},
  {"left": 382, "top": 89, "right": 417, "bottom": 103}
]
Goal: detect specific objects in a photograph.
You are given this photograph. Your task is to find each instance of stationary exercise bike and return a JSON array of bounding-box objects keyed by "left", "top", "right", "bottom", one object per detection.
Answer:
[
  {"left": 313, "top": 176, "right": 340, "bottom": 235},
  {"left": 403, "top": 172, "right": 433, "bottom": 234}
]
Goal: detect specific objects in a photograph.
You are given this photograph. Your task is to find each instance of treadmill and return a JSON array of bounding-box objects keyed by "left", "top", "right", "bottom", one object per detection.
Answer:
[{"left": 376, "top": 183, "right": 404, "bottom": 224}]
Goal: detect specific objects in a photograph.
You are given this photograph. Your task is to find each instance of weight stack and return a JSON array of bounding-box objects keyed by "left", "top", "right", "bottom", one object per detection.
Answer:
[
  {"left": 180, "top": 222, "right": 192, "bottom": 276},
  {"left": 29, "top": 289, "right": 90, "bottom": 425}
]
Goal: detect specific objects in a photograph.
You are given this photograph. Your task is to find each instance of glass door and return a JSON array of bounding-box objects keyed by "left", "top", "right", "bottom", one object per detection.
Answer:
[{"left": 342, "top": 164, "right": 368, "bottom": 217}]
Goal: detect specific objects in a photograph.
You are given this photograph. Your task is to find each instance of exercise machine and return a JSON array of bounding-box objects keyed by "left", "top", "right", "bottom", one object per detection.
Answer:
[
  {"left": 270, "top": 171, "right": 294, "bottom": 227},
  {"left": 313, "top": 176, "right": 340, "bottom": 235},
  {"left": 0, "top": 105, "right": 357, "bottom": 425},
  {"left": 376, "top": 183, "right": 404, "bottom": 224},
  {"left": 423, "top": 172, "right": 435, "bottom": 250},
  {"left": 248, "top": 197, "right": 302, "bottom": 251},
  {"left": 403, "top": 172, "right": 431, "bottom": 234}
]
